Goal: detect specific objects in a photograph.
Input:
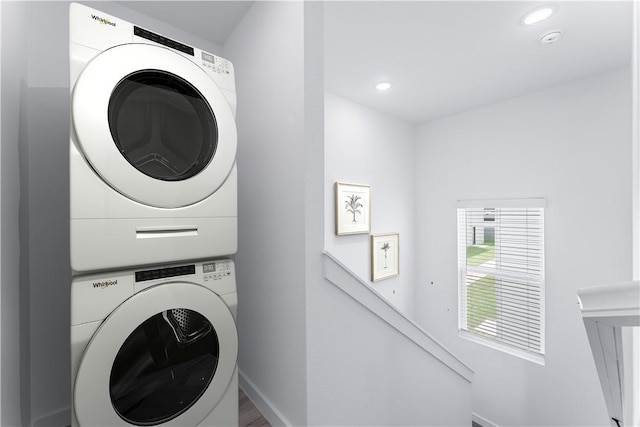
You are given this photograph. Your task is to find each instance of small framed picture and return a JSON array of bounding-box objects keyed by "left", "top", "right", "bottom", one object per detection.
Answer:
[
  {"left": 371, "top": 233, "right": 399, "bottom": 282},
  {"left": 335, "top": 182, "right": 371, "bottom": 235}
]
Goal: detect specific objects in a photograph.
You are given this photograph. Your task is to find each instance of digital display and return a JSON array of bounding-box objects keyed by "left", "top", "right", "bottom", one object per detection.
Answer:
[
  {"left": 201, "top": 52, "right": 215, "bottom": 64},
  {"left": 203, "top": 263, "right": 216, "bottom": 273}
]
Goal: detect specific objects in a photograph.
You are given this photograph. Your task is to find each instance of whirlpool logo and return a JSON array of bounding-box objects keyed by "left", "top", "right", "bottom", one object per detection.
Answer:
[
  {"left": 93, "top": 279, "right": 118, "bottom": 289},
  {"left": 91, "top": 14, "right": 116, "bottom": 27}
]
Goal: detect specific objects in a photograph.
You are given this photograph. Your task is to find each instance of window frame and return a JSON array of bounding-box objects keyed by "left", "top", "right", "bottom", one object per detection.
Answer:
[{"left": 457, "top": 198, "right": 546, "bottom": 365}]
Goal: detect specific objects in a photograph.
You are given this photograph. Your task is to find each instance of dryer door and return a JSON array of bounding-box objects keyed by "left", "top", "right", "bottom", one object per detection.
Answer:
[
  {"left": 74, "top": 283, "right": 237, "bottom": 426},
  {"left": 71, "top": 43, "right": 237, "bottom": 208}
]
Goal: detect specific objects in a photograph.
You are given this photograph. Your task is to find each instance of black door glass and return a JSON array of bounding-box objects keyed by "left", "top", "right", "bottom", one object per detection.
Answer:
[
  {"left": 108, "top": 70, "right": 218, "bottom": 181},
  {"left": 110, "top": 308, "right": 219, "bottom": 426}
]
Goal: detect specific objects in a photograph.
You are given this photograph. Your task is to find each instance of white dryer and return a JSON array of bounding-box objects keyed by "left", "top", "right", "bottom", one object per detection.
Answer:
[
  {"left": 69, "top": 3, "right": 238, "bottom": 273},
  {"left": 71, "top": 258, "right": 238, "bottom": 427}
]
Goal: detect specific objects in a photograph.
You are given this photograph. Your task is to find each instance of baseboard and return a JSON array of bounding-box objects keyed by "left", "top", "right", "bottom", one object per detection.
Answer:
[
  {"left": 473, "top": 412, "right": 499, "bottom": 427},
  {"left": 33, "top": 407, "right": 70, "bottom": 427},
  {"left": 238, "top": 368, "right": 291, "bottom": 427}
]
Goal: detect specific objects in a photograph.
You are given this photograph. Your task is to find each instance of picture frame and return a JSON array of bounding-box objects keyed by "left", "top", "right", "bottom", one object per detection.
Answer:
[
  {"left": 371, "top": 233, "right": 399, "bottom": 282},
  {"left": 335, "top": 182, "right": 371, "bottom": 235}
]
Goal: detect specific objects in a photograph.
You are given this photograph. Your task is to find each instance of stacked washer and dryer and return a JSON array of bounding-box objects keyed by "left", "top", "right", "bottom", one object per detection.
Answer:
[{"left": 69, "top": 3, "right": 239, "bottom": 426}]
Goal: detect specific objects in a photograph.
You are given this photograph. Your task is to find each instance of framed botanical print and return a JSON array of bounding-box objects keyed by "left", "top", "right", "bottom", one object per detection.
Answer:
[
  {"left": 335, "top": 182, "right": 371, "bottom": 235},
  {"left": 371, "top": 233, "right": 399, "bottom": 282}
]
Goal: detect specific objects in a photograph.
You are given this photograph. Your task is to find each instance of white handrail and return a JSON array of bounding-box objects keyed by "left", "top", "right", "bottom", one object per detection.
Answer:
[{"left": 323, "top": 251, "right": 474, "bottom": 382}]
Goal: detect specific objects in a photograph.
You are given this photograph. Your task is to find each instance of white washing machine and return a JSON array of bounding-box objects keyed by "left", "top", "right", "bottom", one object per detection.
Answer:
[
  {"left": 69, "top": 3, "right": 238, "bottom": 273},
  {"left": 71, "top": 258, "right": 238, "bottom": 427}
]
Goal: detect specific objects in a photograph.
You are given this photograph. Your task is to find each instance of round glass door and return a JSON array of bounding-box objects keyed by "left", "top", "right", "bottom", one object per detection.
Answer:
[
  {"left": 71, "top": 43, "right": 237, "bottom": 208},
  {"left": 110, "top": 308, "right": 219, "bottom": 425},
  {"left": 73, "top": 282, "right": 238, "bottom": 427},
  {"left": 108, "top": 71, "right": 218, "bottom": 181}
]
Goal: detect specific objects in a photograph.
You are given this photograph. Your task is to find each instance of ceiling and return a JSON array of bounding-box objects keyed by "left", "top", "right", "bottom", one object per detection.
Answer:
[
  {"left": 325, "top": 1, "right": 633, "bottom": 124},
  {"left": 118, "top": 1, "right": 632, "bottom": 125}
]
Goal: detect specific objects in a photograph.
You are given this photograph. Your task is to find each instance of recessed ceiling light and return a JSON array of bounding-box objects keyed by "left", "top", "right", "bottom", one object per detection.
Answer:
[
  {"left": 540, "top": 30, "right": 562, "bottom": 44},
  {"left": 375, "top": 81, "right": 392, "bottom": 91},
  {"left": 522, "top": 7, "right": 554, "bottom": 25}
]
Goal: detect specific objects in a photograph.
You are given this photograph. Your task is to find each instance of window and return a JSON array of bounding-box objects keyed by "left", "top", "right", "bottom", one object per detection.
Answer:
[{"left": 457, "top": 199, "right": 545, "bottom": 364}]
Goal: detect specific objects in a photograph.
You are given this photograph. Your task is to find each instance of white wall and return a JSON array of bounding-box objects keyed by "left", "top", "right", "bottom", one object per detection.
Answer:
[
  {"left": 634, "top": 0, "right": 640, "bottom": 281},
  {"left": 629, "top": 5, "right": 640, "bottom": 426},
  {"left": 0, "top": 2, "right": 225, "bottom": 425},
  {"left": 415, "top": 67, "right": 633, "bottom": 426},
  {"left": 307, "top": 269, "right": 472, "bottom": 426},
  {"left": 223, "top": 3, "right": 308, "bottom": 426},
  {"left": 324, "top": 93, "right": 417, "bottom": 317},
  {"left": 1, "top": 4, "right": 2, "bottom": 421}
]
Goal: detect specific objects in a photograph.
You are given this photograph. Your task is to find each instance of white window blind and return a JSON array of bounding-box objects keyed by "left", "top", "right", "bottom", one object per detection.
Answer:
[{"left": 457, "top": 200, "right": 545, "bottom": 362}]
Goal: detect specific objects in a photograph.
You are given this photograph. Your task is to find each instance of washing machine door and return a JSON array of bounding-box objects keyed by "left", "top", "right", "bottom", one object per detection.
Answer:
[
  {"left": 71, "top": 43, "right": 237, "bottom": 208},
  {"left": 74, "top": 283, "right": 238, "bottom": 426}
]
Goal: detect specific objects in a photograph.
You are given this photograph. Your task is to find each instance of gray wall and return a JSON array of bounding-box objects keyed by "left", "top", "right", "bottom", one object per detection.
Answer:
[
  {"left": 22, "top": 87, "right": 71, "bottom": 427},
  {"left": 415, "top": 67, "right": 633, "bottom": 426},
  {"left": 1, "top": 3, "right": 27, "bottom": 425}
]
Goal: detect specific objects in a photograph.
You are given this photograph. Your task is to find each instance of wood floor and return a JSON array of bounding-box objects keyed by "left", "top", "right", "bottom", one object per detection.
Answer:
[{"left": 240, "top": 389, "right": 271, "bottom": 427}]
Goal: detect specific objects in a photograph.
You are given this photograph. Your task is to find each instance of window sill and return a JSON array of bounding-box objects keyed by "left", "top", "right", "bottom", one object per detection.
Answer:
[{"left": 459, "top": 329, "right": 545, "bottom": 366}]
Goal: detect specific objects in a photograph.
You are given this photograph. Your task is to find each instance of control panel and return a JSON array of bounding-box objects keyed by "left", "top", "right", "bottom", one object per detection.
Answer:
[
  {"left": 131, "top": 259, "right": 235, "bottom": 295},
  {"left": 203, "top": 259, "right": 232, "bottom": 282},
  {"left": 131, "top": 24, "right": 232, "bottom": 77},
  {"left": 134, "top": 26, "right": 194, "bottom": 56},
  {"left": 200, "top": 51, "right": 232, "bottom": 75},
  {"left": 135, "top": 264, "right": 195, "bottom": 282}
]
